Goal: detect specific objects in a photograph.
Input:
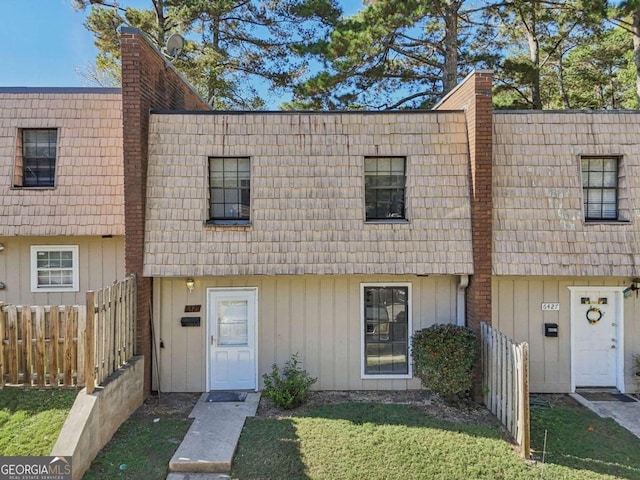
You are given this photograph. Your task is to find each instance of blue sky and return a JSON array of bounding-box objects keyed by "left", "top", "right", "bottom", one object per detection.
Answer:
[
  {"left": 1, "top": 0, "right": 100, "bottom": 87},
  {"left": 0, "top": 0, "right": 362, "bottom": 89}
]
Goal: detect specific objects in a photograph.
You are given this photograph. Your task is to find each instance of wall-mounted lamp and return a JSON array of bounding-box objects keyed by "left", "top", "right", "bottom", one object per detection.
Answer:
[
  {"left": 0, "top": 243, "right": 4, "bottom": 252},
  {"left": 186, "top": 278, "right": 195, "bottom": 293},
  {"left": 623, "top": 278, "right": 640, "bottom": 298}
]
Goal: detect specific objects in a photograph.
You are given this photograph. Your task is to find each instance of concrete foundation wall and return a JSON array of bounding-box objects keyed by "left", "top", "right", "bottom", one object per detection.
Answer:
[{"left": 52, "top": 356, "right": 144, "bottom": 480}]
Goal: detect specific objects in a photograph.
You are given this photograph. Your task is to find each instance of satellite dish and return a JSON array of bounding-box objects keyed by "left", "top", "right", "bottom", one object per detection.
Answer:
[{"left": 164, "top": 34, "right": 184, "bottom": 61}]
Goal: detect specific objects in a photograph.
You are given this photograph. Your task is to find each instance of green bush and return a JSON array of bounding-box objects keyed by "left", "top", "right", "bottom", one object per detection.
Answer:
[
  {"left": 262, "top": 354, "right": 317, "bottom": 409},
  {"left": 411, "top": 324, "right": 478, "bottom": 401}
]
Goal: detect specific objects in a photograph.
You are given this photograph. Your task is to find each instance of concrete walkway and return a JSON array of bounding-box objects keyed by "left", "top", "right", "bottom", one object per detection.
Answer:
[
  {"left": 571, "top": 393, "right": 640, "bottom": 438},
  {"left": 167, "top": 392, "right": 260, "bottom": 479}
]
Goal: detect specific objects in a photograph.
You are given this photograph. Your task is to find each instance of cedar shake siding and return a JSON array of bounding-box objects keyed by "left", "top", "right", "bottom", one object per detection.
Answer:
[
  {"left": 0, "top": 89, "right": 124, "bottom": 236},
  {"left": 493, "top": 111, "right": 640, "bottom": 277},
  {"left": 143, "top": 111, "right": 474, "bottom": 277}
]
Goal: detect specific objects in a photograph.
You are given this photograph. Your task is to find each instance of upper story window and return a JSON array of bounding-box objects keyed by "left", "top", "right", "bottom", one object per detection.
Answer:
[
  {"left": 15, "top": 129, "right": 58, "bottom": 188},
  {"left": 30, "top": 245, "right": 79, "bottom": 292},
  {"left": 208, "top": 157, "right": 251, "bottom": 224},
  {"left": 364, "top": 157, "right": 406, "bottom": 221},
  {"left": 581, "top": 156, "right": 619, "bottom": 221}
]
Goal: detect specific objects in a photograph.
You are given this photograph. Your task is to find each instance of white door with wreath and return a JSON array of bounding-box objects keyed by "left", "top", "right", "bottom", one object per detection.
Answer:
[{"left": 570, "top": 287, "right": 623, "bottom": 391}]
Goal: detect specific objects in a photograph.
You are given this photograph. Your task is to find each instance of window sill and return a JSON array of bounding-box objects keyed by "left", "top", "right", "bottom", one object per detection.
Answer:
[
  {"left": 205, "top": 220, "right": 251, "bottom": 228},
  {"left": 584, "top": 220, "right": 631, "bottom": 225},
  {"left": 361, "top": 374, "right": 412, "bottom": 380},
  {"left": 31, "top": 287, "right": 78, "bottom": 293},
  {"left": 365, "top": 219, "right": 410, "bottom": 224},
  {"left": 11, "top": 186, "right": 56, "bottom": 190}
]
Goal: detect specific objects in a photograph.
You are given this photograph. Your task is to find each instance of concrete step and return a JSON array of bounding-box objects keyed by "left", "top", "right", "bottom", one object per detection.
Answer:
[
  {"left": 167, "top": 473, "right": 231, "bottom": 480},
  {"left": 168, "top": 392, "right": 260, "bottom": 474}
]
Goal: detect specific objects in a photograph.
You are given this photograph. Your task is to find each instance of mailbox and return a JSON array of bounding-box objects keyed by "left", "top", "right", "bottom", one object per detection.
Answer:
[
  {"left": 544, "top": 323, "right": 558, "bottom": 337},
  {"left": 180, "top": 316, "right": 201, "bottom": 327}
]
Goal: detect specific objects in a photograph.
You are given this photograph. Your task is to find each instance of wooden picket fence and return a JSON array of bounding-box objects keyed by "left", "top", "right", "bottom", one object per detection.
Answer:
[
  {"left": 0, "top": 305, "right": 85, "bottom": 387},
  {"left": 480, "top": 322, "right": 530, "bottom": 458},
  {"left": 0, "top": 274, "right": 136, "bottom": 392},
  {"left": 85, "top": 274, "right": 137, "bottom": 394}
]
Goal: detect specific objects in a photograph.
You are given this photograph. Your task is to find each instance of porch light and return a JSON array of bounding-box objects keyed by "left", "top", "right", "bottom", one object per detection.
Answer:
[
  {"left": 623, "top": 278, "right": 640, "bottom": 298},
  {"left": 186, "top": 278, "right": 195, "bottom": 293}
]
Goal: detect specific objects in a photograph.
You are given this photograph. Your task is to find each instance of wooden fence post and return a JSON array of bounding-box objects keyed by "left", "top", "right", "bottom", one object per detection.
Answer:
[
  {"left": 7, "top": 307, "right": 17, "bottom": 385},
  {"left": 0, "top": 306, "right": 5, "bottom": 388},
  {"left": 85, "top": 291, "right": 95, "bottom": 394},
  {"left": 34, "top": 307, "right": 45, "bottom": 387},
  {"left": 23, "top": 306, "right": 32, "bottom": 386},
  {"left": 50, "top": 306, "right": 59, "bottom": 387},
  {"left": 521, "top": 342, "right": 531, "bottom": 458}
]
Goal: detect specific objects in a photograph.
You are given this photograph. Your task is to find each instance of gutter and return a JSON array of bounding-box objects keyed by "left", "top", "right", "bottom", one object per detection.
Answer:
[{"left": 457, "top": 275, "right": 469, "bottom": 327}]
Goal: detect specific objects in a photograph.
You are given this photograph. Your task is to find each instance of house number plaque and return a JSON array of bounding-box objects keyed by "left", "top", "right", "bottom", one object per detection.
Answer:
[{"left": 541, "top": 303, "right": 560, "bottom": 311}]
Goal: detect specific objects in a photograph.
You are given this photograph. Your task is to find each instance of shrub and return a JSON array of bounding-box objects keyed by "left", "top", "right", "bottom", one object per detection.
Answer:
[
  {"left": 411, "top": 324, "right": 478, "bottom": 401},
  {"left": 262, "top": 354, "right": 317, "bottom": 409}
]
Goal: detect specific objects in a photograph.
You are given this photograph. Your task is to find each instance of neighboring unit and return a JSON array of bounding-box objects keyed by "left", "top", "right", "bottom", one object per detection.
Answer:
[
  {"left": 0, "top": 88, "right": 125, "bottom": 305},
  {"left": 492, "top": 111, "right": 640, "bottom": 393}
]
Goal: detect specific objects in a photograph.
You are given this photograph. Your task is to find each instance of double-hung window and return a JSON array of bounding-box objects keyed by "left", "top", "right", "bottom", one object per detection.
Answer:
[
  {"left": 364, "top": 157, "right": 406, "bottom": 221},
  {"left": 16, "top": 129, "right": 58, "bottom": 188},
  {"left": 30, "top": 246, "right": 79, "bottom": 292},
  {"left": 361, "top": 284, "right": 411, "bottom": 377},
  {"left": 581, "top": 156, "right": 619, "bottom": 221},
  {"left": 208, "top": 157, "right": 251, "bottom": 224}
]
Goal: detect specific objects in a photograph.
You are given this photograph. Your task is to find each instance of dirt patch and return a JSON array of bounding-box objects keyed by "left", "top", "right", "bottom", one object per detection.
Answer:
[
  {"left": 136, "top": 392, "right": 201, "bottom": 418},
  {"left": 530, "top": 393, "right": 582, "bottom": 409},
  {"left": 257, "top": 390, "right": 501, "bottom": 427},
  {"left": 133, "top": 391, "right": 581, "bottom": 429}
]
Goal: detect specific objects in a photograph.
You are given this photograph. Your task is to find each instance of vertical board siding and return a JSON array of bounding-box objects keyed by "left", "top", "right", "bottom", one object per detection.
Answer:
[
  {"left": 493, "top": 276, "right": 640, "bottom": 393},
  {"left": 0, "top": 236, "right": 125, "bottom": 306},
  {"left": 154, "top": 274, "right": 458, "bottom": 392}
]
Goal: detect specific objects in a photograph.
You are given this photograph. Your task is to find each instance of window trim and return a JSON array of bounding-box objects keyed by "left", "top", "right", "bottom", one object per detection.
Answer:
[
  {"left": 581, "top": 155, "right": 621, "bottom": 223},
  {"left": 207, "top": 156, "right": 251, "bottom": 225},
  {"left": 364, "top": 156, "right": 407, "bottom": 222},
  {"left": 14, "top": 128, "right": 59, "bottom": 189},
  {"left": 360, "top": 282, "right": 412, "bottom": 380},
  {"left": 30, "top": 245, "right": 79, "bottom": 293}
]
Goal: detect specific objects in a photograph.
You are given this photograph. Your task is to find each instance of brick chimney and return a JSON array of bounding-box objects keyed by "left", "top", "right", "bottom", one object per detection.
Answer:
[
  {"left": 434, "top": 71, "right": 493, "bottom": 331},
  {"left": 120, "top": 28, "right": 210, "bottom": 394}
]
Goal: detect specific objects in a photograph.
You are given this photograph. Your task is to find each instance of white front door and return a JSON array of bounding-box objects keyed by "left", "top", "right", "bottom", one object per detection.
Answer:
[
  {"left": 571, "top": 289, "right": 620, "bottom": 389},
  {"left": 207, "top": 288, "right": 257, "bottom": 391}
]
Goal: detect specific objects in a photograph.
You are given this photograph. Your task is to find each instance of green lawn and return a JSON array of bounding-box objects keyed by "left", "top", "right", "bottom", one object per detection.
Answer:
[
  {"left": 84, "top": 402, "right": 193, "bottom": 479},
  {"left": 0, "top": 388, "right": 78, "bottom": 456},
  {"left": 232, "top": 401, "right": 640, "bottom": 480}
]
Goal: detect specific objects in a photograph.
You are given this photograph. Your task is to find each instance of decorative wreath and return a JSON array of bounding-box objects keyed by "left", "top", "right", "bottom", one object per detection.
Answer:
[{"left": 586, "top": 306, "right": 603, "bottom": 325}]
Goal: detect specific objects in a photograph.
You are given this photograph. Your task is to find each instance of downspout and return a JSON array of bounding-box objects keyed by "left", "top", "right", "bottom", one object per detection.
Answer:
[{"left": 457, "top": 275, "right": 469, "bottom": 327}]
